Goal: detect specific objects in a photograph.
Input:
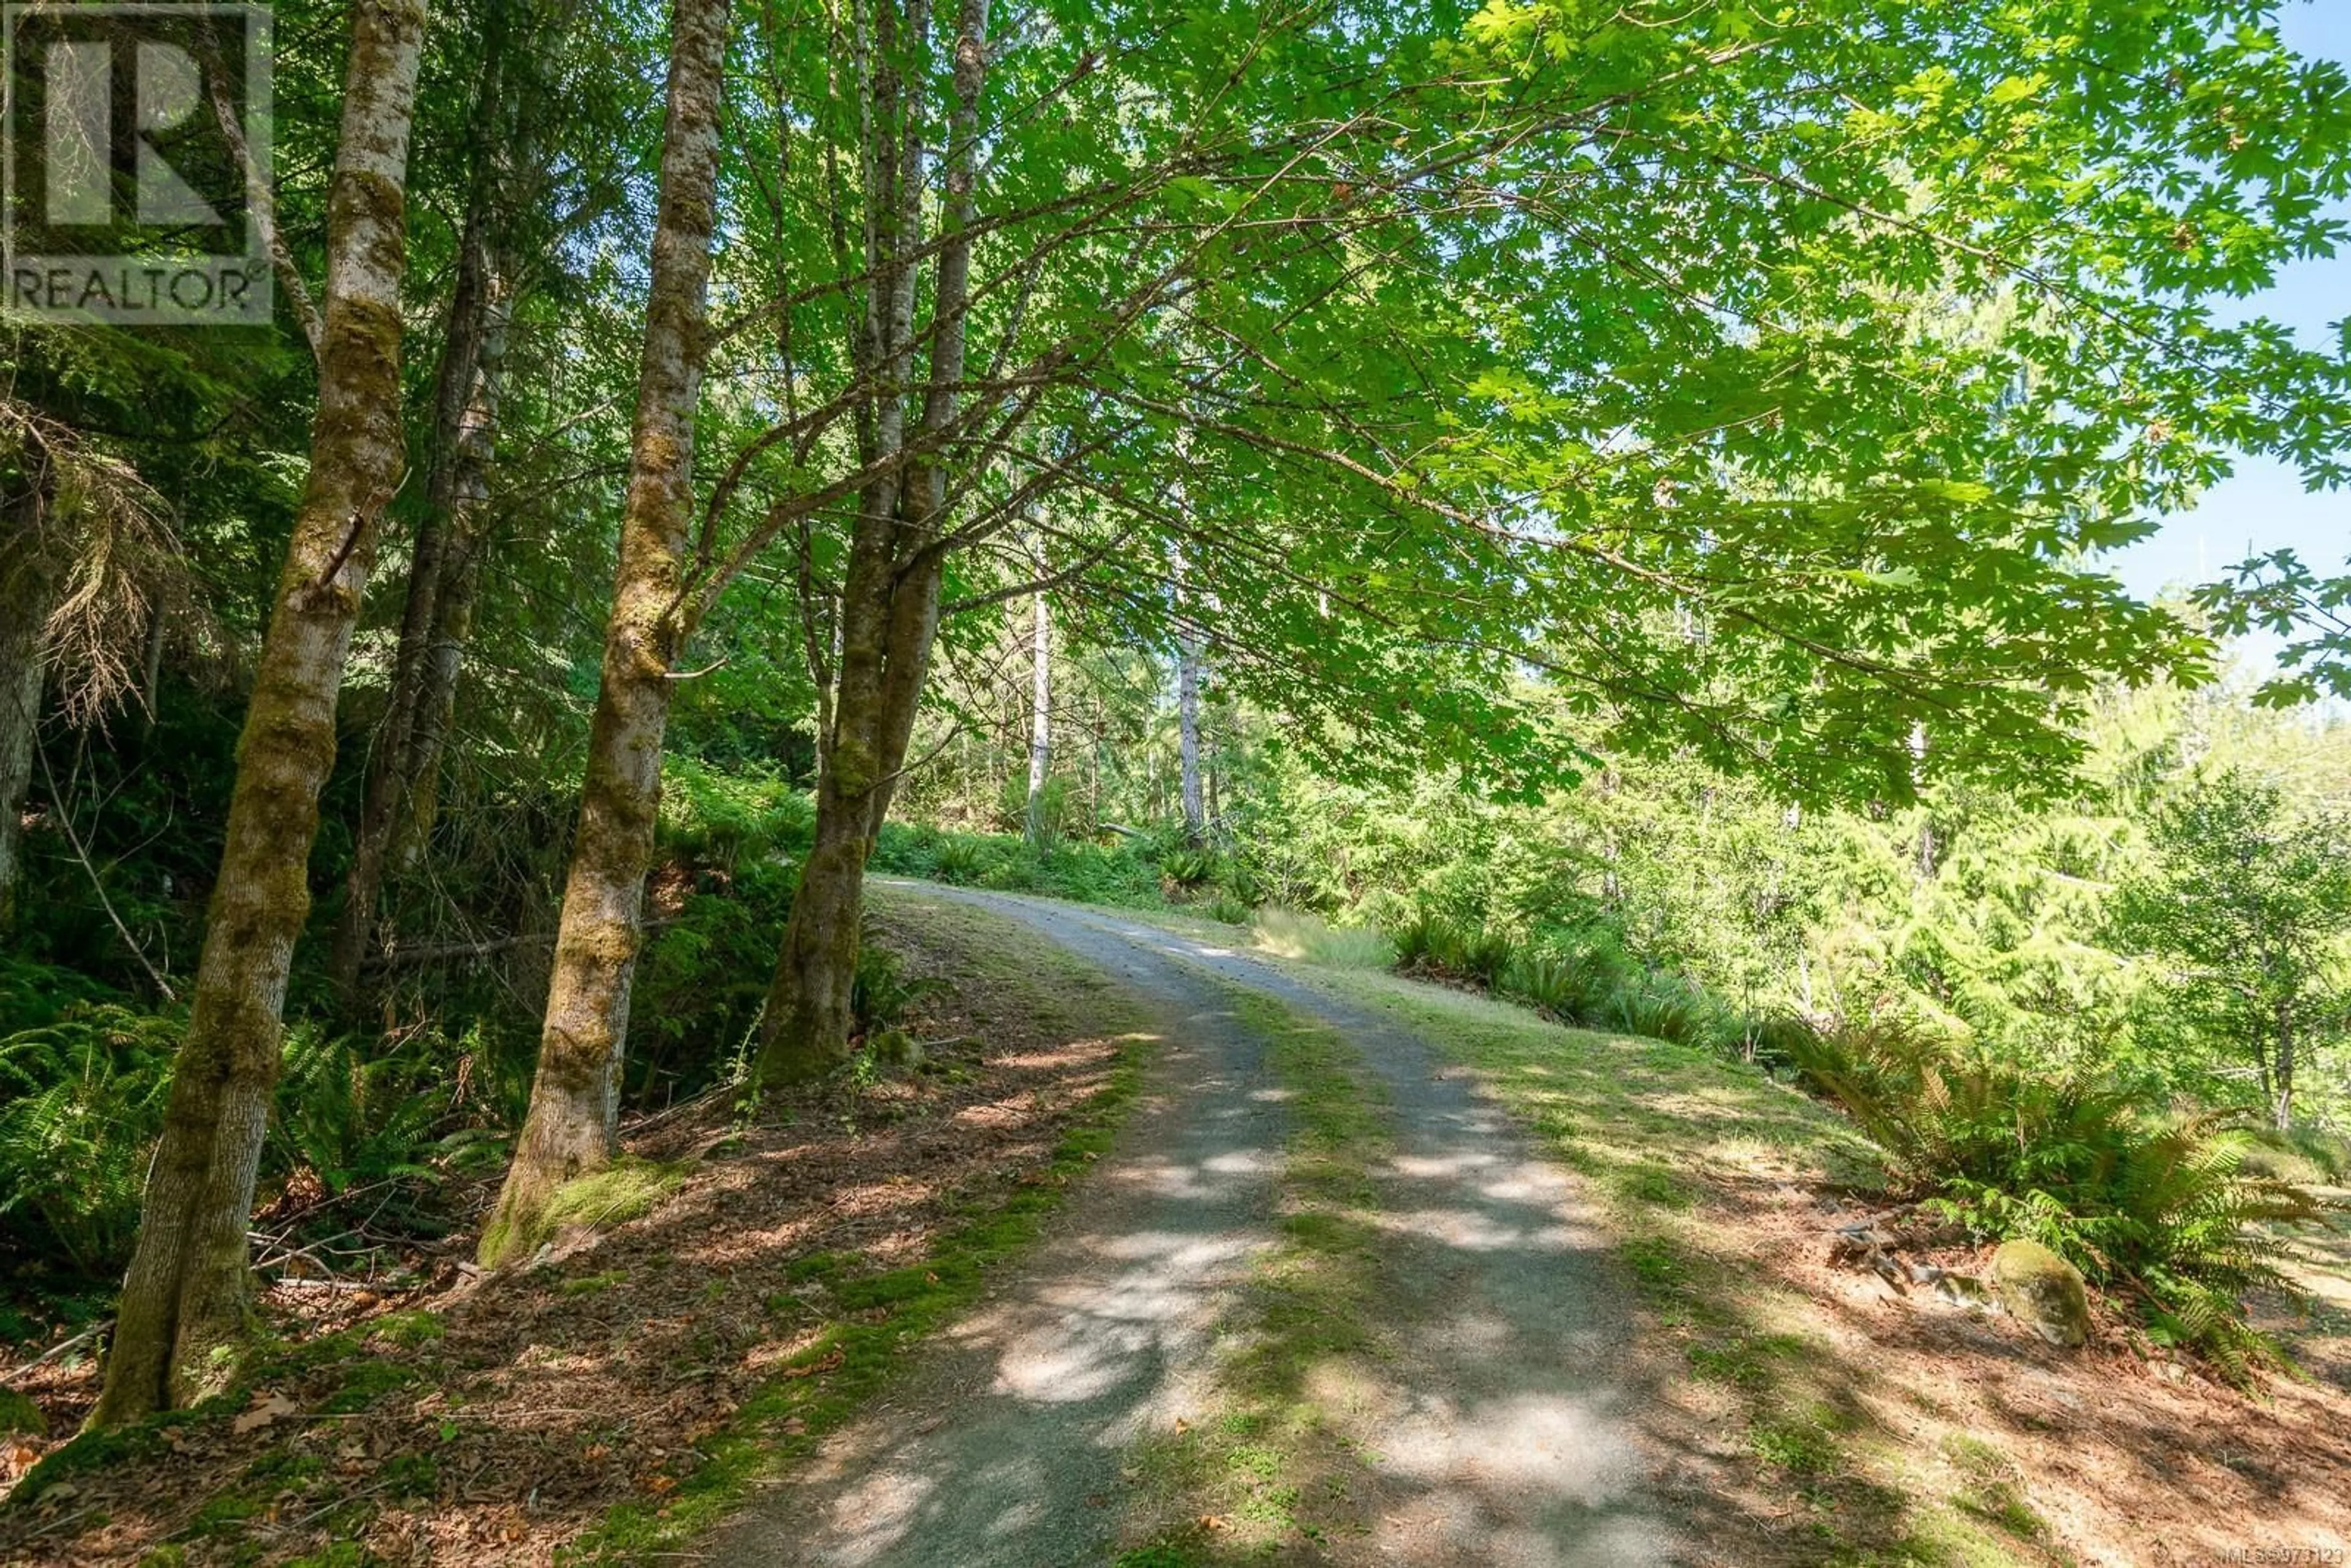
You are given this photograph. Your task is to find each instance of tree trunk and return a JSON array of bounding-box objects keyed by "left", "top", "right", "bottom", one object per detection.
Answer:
[
  {"left": 1024, "top": 591, "right": 1050, "bottom": 843},
  {"left": 329, "top": 4, "right": 513, "bottom": 1000},
  {"left": 1177, "top": 623, "right": 1205, "bottom": 846},
  {"left": 756, "top": 0, "right": 984, "bottom": 1087},
  {"left": 92, "top": 0, "right": 427, "bottom": 1425},
  {"left": 0, "top": 491, "right": 61, "bottom": 932},
  {"left": 479, "top": 0, "right": 732, "bottom": 1269},
  {"left": 390, "top": 350, "right": 498, "bottom": 875},
  {"left": 2274, "top": 1002, "right": 2295, "bottom": 1131}
]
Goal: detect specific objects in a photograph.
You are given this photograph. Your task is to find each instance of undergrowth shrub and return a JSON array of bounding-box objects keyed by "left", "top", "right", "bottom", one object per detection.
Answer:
[
  {"left": 851, "top": 918, "right": 940, "bottom": 1039},
  {"left": 1253, "top": 907, "right": 1392, "bottom": 968},
  {"left": 0, "top": 1004, "right": 178, "bottom": 1276},
  {"left": 658, "top": 758, "right": 812, "bottom": 871},
  {"left": 628, "top": 859, "right": 798, "bottom": 1103},
  {"left": 1606, "top": 972, "right": 1739, "bottom": 1054},
  {"left": 1789, "top": 1020, "right": 2329, "bottom": 1378},
  {"left": 1149, "top": 846, "right": 1211, "bottom": 888},
  {"left": 1202, "top": 892, "right": 1253, "bottom": 925}
]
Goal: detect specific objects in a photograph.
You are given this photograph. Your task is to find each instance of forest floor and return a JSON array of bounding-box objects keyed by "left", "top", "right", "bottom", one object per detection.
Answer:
[{"left": 3, "top": 883, "right": 2349, "bottom": 1567}]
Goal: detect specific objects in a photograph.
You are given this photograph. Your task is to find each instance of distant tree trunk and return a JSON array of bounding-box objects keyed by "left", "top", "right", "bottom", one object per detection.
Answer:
[
  {"left": 1176, "top": 625, "right": 1205, "bottom": 847},
  {"left": 330, "top": 1, "right": 514, "bottom": 1000},
  {"left": 0, "top": 487, "right": 61, "bottom": 931},
  {"left": 1024, "top": 591, "right": 1050, "bottom": 842},
  {"left": 479, "top": 0, "right": 732, "bottom": 1268},
  {"left": 758, "top": 0, "right": 986, "bottom": 1086},
  {"left": 391, "top": 306, "right": 503, "bottom": 874},
  {"left": 2274, "top": 1002, "right": 2296, "bottom": 1130},
  {"left": 92, "top": 0, "right": 427, "bottom": 1425},
  {"left": 135, "top": 602, "right": 166, "bottom": 743}
]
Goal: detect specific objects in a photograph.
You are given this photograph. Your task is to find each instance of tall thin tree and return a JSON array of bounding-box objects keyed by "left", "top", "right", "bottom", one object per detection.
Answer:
[
  {"left": 479, "top": 0, "right": 735, "bottom": 1265},
  {"left": 94, "top": 0, "right": 429, "bottom": 1423}
]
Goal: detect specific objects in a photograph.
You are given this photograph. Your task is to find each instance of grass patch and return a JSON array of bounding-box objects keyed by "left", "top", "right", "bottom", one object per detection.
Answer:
[
  {"left": 1250, "top": 907, "right": 1394, "bottom": 970},
  {"left": 1257, "top": 964, "right": 2047, "bottom": 1565}
]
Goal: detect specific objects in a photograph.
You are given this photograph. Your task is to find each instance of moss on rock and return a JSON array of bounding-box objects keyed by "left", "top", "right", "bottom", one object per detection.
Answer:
[{"left": 1990, "top": 1240, "right": 2090, "bottom": 1348}]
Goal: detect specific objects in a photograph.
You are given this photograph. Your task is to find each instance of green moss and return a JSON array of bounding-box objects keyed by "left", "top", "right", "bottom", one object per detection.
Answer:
[
  {"left": 369, "top": 1310, "right": 444, "bottom": 1348},
  {"left": 485, "top": 1156, "right": 689, "bottom": 1269},
  {"left": 4, "top": 1397, "right": 231, "bottom": 1507},
  {"left": 323, "top": 1357, "right": 422, "bottom": 1414},
  {"left": 189, "top": 1492, "right": 265, "bottom": 1533},
  {"left": 559, "top": 1269, "right": 629, "bottom": 1297},
  {"left": 0, "top": 1384, "right": 47, "bottom": 1435}
]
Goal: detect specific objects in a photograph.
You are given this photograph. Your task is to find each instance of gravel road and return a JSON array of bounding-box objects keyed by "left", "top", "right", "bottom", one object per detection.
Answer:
[{"left": 710, "top": 885, "right": 1673, "bottom": 1567}]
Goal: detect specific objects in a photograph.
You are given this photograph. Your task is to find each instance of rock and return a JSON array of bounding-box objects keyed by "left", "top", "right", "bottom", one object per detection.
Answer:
[
  {"left": 869, "top": 1029, "right": 924, "bottom": 1076},
  {"left": 1990, "top": 1240, "right": 2090, "bottom": 1348},
  {"left": 0, "top": 1386, "right": 47, "bottom": 1437}
]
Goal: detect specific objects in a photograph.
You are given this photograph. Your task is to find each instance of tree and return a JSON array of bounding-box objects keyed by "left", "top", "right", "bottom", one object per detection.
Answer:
[
  {"left": 707, "top": 0, "right": 2351, "bottom": 1083},
  {"left": 2111, "top": 771, "right": 2351, "bottom": 1130},
  {"left": 93, "top": 0, "right": 429, "bottom": 1423},
  {"left": 2196, "top": 549, "right": 2351, "bottom": 710},
  {"left": 328, "top": 0, "right": 530, "bottom": 1001},
  {"left": 1025, "top": 588, "right": 1052, "bottom": 844},
  {"left": 479, "top": 0, "right": 735, "bottom": 1267}
]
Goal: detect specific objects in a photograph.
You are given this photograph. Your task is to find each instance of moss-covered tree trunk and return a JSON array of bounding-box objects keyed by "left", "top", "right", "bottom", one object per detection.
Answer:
[
  {"left": 757, "top": 0, "right": 983, "bottom": 1086},
  {"left": 0, "top": 486, "right": 61, "bottom": 931},
  {"left": 92, "top": 0, "right": 427, "bottom": 1427},
  {"left": 479, "top": 0, "right": 732, "bottom": 1268}
]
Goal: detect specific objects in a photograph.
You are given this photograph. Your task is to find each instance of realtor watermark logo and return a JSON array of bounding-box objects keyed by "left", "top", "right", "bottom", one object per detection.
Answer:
[{"left": 2, "top": 1, "right": 271, "bottom": 324}]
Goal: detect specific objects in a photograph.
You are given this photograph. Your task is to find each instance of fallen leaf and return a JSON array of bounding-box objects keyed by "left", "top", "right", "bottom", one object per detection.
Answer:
[
  {"left": 584, "top": 1444, "right": 610, "bottom": 1462},
  {"left": 233, "top": 1391, "right": 299, "bottom": 1435},
  {"left": 779, "top": 1417, "right": 808, "bottom": 1435},
  {"left": 784, "top": 1349, "right": 844, "bottom": 1379},
  {"left": 645, "top": 1474, "right": 677, "bottom": 1495}
]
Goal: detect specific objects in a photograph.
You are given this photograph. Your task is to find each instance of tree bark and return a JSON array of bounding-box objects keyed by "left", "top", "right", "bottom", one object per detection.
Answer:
[
  {"left": 1177, "top": 620, "right": 1205, "bottom": 846},
  {"left": 0, "top": 488, "right": 61, "bottom": 931},
  {"left": 1024, "top": 591, "right": 1050, "bottom": 842},
  {"left": 756, "top": 0, "right": 984, "bottom": 1086},
  {"left": 92, "top": 0, "right": 427, "bottom": 1425},
  {"left": 2274, "top": 1002, "right": 2296, "bottom": 1131},
  {"left": 479, "top": 0, "right": 733, "bottom": 1268},
  {"left": 329, "top": 1, "right": 514, "bottom": 1000},
  {"left": 390, "top": 309, "right": 502, "bottom": 875}
]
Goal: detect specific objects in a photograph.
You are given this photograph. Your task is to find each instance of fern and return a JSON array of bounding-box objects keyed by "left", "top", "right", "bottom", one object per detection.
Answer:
[
  {"left": 0, "top": 1005, "right": 179, "bottom": 1275},
  {"left": 1791, "top": 1020, "right": 2329, "bottom": 1376}
]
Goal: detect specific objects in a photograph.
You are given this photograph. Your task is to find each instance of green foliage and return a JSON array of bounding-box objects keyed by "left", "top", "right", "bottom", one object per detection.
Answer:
[
  {"left": 0, "top": 1003, "right": 179, "bottom": 1276},
  {"left": 1789, "top": 1019, "right": 2328, "bottom": 1376},
  {"left": 1603, "top": 972, "right": 1739, "bottom": 1056},
  {"left": 1202, "top": 893, "right": 1253, "bottom": 926},
  {"left": 850, "top": 921, "right": 939, "bottom": 1040},
  {"left": 629, "top": 860, "right": 799, "bottom": 1101},
  {"left": 2196, "top": 548, "right": 2351, "bottom": 709},
  {"left": 268, "top": 1027, "right": 452, "bottom": 1197},
  {"left": 658, "top": 759, "right": 814, "bottom": 871},
  {"left": 869, "top": 822, "right": 1166, "bottom": 906},
  {"left": 2109, "top": 769, "right": 2351, "bottom": 1127},
  {"left": 1393, "top": 913, "right": 1518, "bottom": 988},
  {"left": 1157, "top": 847, "right": 1217, "bottom": 891},
  {"left": 1251, "top": 908, "right": 1392, "bottom": 969}
]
